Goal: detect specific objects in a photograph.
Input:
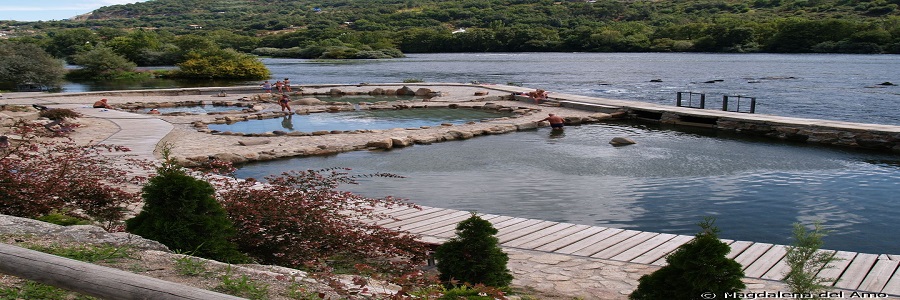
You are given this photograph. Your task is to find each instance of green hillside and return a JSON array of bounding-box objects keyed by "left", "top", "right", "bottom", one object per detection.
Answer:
[{"left": 3, "top": 0, "right": 899, "bottom": 54}]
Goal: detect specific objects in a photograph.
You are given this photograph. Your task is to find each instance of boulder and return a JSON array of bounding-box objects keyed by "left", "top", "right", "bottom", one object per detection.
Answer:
[
  {"left": 369, "top": 88, "right": 385, "bottom": 95},
  {"left": 366, "top": 138, "right": 393, "bottom": 149},
  {"left": 212, "top": 153, "right": 247, "bottom": 163},
  {"left": 391, "top": 137, "right": 413, "bottom": 147},
  {"left": 295, "top": 98, "right": 325, "bottom": 105},
  {"left": 609, "top": 137, "right": 637, "bottom": 146},
  {"left": 329, "top": 88, "right": 343, "bottom": 95},
  {"left": 397, "top": 86, "right": 415, "bottom": 95},
  {"left": 414, "top": 88, "right": 432, "bottom": 96}
]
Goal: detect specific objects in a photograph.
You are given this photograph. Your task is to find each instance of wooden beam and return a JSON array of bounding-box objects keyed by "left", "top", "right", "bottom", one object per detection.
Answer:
[{"left": 0, "top": 243, "right": 243, "bottom": 300}]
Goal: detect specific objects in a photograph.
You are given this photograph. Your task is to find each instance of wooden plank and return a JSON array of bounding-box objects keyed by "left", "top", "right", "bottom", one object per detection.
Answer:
[
  {"left": 858, "top": 259, "right": 900, "bottom": 292},
  {"left": 376, "top": 205, "right": 422, "bottom": 217},
  {"left": 554, "top": 228, "right": 624, "bottom": 255},
  {"left": 834, "top": 253, "right": 879, "bottom": 290},
  {"left": 515, "top": 224, "right": 595, "bottom": 250},
  {"left": 0, "top": 243, "right": 244, "bottom": 300},
  {"left": 734, "top": 243, "right": 774, "bottom": 269},
  {"left": 611, "top": 233, "right": 677, "bottom": 262},
  {"left": 424, "top": 214, "right": 518, "bottom": 237},
  {"left": 881, "top": 264, "right": 900, "bottom": 295},
  {"left": 535, "top": 226, "right": 610, "bottom": 252},
  {"left": 495, "top": 219, "right": 546, "bottom": 237},
  {"left": 744, "top": 245, "right": 788, "bottom": 278},
  {"left": 570, "top": 230, "right": 641, "bottom": 257},
  {"left": 503, "top": 223, "right": 576, "bottom": 248},
  {"left": 591, "top": 232, "right": 659, "bottom": 260},
  {"left": 817, "top": 251, "right": 855, "bottom": 286},
  {"left": 497, "top": 221, "right": 558, "bottom": 243},
  {"left": 632, "top": 235, "right": 693, "bottom": 265},
  {"left": 400, "top": 210, "right": 472, "bottom": 232},
  {"left": 726, "top": 241, "right": 754, "bottom": 259},
  {"left": 378, "top": 207, "right": 448, "bottom": 227}
]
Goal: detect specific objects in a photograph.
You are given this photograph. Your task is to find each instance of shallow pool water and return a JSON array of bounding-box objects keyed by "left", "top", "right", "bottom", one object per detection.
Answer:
[
  {"left": 207, "top": 108, "right": 514, "bottom": 134},
  {"left": 144, "top": 104, "right": 245, "bottom": 114},
  {"left": 235, "top": 122, "right": 900, "bottom": 254}
]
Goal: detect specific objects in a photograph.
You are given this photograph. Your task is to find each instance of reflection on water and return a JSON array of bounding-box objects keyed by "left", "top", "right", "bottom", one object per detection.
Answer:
[
  {"left": 235, "top": 123, "right": 900, "bottom": 254},
  {"left": 208, "top": 108, "right": 514, "bottom": 134}
]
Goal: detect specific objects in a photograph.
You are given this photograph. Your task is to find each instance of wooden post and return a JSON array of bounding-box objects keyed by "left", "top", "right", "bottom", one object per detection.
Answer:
[{"left": 0, "top": 243, "right": 244, "bottom": 300}]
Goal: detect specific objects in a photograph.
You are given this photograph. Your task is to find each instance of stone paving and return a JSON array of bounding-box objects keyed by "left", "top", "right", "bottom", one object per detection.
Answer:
[{"left": 4, "top": 85, "right": 898, "bottom": 300}]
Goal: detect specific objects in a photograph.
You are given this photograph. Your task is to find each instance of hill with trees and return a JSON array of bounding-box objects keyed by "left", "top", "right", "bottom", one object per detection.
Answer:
[
  {"left": 3, "top": 0, "right": 897, "bottom": 55},
  {"left": 0, "top": 0, "right": 898, "bottom": 88}
]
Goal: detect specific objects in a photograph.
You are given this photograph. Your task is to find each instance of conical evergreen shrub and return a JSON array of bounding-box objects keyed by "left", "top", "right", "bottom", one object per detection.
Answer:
[
  {"left": 126, "top": 162, "right": 247, "bottom": 263},
  {"left": 434, "top": 213, "right": 513, "bottom": 288},
  {"left": 630, "top": 217, "right": 745, "bottom": 300}
]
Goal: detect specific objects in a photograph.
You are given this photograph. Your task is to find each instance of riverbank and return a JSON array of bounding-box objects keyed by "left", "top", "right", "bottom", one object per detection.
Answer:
[{"left": 2, "top": 84, "right": 897, "bottom": 299}]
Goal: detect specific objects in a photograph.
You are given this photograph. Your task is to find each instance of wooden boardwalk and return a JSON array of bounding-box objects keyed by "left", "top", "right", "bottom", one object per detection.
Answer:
[{"left": 373, "top": 205, "right": 900, "bottom": 296}]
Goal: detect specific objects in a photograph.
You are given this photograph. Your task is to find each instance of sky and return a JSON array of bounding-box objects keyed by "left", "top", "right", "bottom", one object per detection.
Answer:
[{"left": 0, "top": 0, "right": 150, "bottom": 22}]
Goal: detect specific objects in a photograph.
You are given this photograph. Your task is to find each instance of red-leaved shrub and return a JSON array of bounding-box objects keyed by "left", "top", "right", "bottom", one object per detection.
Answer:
[{"left": 0, "top": 120, "right": 148, "bottom": 230}]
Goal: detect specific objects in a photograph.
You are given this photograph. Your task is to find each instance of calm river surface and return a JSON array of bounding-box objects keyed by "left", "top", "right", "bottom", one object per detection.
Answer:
[
  {"left": 236, "top": 121, "right": 900, "bottom": 255},
  {"left": 65, "top": 53, "right": 900, "bottom": 125},
  {"left": 64, "top": 53, "right": 900, "bottom": 253}
]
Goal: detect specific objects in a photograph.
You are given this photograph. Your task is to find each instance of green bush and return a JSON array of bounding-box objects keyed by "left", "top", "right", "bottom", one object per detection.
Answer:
[
  {"left": 629, "top": 217, "right": 745, "bottom": 300},
  {"left": 173, "top": 48, "right": 269, "bottom": 80},
  {"left": 126, "top": 160, "right": 247, "bottom": 263},
  {"left": 434, "top": 213, "right": 513, "bottom": 288},
  {"left": 784, "top": 221, "right": 839, "bottom": 298}
]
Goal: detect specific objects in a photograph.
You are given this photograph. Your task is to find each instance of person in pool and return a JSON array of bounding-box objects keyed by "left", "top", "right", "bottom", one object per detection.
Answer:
[{"left": 539, "top": 113, "right": 565, "bottom": 129}]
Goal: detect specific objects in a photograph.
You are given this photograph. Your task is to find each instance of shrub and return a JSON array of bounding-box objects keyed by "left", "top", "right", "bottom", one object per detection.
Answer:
[
  {"left": 126, "top": 158, "right": 247, "bottom": 263},
  {"left": 39, "top": 108, "right": 81, "bottom": 121},
  {"left": 0, "top": 120, "right": 146, "bottom": 229},
  {"left": 434, "top": 213, "right": 513, "bottom": 288},
  {"left": 207, "top": 167, "right": 430, "bottom": 296},
  {"left": 174, "top": 48, "right": 269, "bottom": 80},
  {"left": 629, "top": 217, "right": 745, "bottom": 300},
  {"left": 784, "top": 221, "right": 839, "bottom": 298}
]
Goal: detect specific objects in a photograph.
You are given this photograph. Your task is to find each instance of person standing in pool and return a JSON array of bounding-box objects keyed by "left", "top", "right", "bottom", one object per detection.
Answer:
[
  {"left": 283, "top": 78, "right": 292, "bottom": 93},
  {"left": 539, "top": 113, "right": 565, "bottom": 129},
  {"left": 275, "top": 80, "right": 284, "bottom": 93},
  {"left": 260, "top": 80, "right": 272, "bottom": 93},
  {"left": 279, "top": 94, "right": 292, "bottom": 112}
]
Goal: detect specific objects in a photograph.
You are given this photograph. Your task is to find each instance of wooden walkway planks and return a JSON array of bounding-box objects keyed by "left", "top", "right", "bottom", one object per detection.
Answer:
[
  {"left": 632, "top": 234, "right": 693, "bottom": 265},
  {"left": 503, "top": 223, "right": 578, "bottom": 248},
  {"left": 534, "top": 226, "right": 610, "bottom": 252},
  {"left": 834, "top": 253, "right": 879, "bottom": 290},
  {"left": 858, "top": 259, "right": 900, "bottom": 292},
  {"left": 591, "top": 232, "right": 659, "bottom": 260},
  {"left": 378, "top": 205, "right": 900, "bottom": 296}
]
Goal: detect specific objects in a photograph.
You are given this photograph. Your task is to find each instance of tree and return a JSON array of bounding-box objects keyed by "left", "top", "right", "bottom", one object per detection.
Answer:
[
  {"left": 173, "top": 48, "right": 270, "bottom": 80},
  {"left": 434, "top": 213, "right": 513, "bottom": 288},
  {"left": 784, "top": 222, "right": 840, "bottom": 298},
  {"left": 44, "top": 28, "right": 98, "bottom": 60},
  {"left": 0, "top": 42, "right": 65, "bottom": 88},
  {"left": 630, "top": 217, "right": 746, "bottom": 300},
  {"left": 69, "top": 46, "right": 136, "bottom": 79},
  {"left": 126, "top": 156, "right": 247, "bottom": 263}
]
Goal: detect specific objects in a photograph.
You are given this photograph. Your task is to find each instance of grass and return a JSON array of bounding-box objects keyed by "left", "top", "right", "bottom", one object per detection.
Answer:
[
  {"left": 0, "top": 280, "right": 98, "bottom": 300},
  {"left": 217, "top": 268, "right": 270, "bottom": 300},
  {"left": 24, "top": 243, "right": 133, "bottom": 264},
  {"left": 173, "top": 255, "right": 210, "bottom": 277}
]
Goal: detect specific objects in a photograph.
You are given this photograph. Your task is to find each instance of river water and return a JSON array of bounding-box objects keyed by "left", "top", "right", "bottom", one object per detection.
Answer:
[
  {"left": 65, "top": 53, "right": 900, "bottom": 125},
  {"left": 63, "top": 53, "right": 900, "bottom": 253}
]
